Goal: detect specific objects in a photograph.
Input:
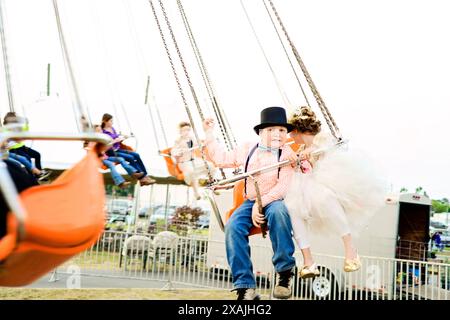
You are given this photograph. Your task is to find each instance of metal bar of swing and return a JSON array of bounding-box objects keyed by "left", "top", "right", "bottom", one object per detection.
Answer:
[
  {"left": 158, "top": 145, "right": 203, "bottom": 158},
  {"left": 0, "top": 131, "right": 112, "bottom": 146},
  {"left": 160, "top": 142, "right": 299, "bottom": 161},
  {"left": 0, "top": 131, "right": 112, "bottom": 241},
  {"left": 206, "top": 140, "right": 348, "bottom": 232},
  {"left": 160, "top": 141, "right": 298, "bottom": 159},
  {"left": 213, "top": 140, "right": 347, "bottom": 187}
]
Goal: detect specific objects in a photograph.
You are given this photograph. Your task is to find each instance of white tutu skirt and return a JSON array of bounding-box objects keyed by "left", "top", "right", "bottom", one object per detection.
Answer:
[{"left": 285, "top": 146, "right": 388, "bottom": 238}]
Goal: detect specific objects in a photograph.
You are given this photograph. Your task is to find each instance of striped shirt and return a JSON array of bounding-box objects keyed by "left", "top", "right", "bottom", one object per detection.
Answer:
[{"left": 205, "top": 131, "right": 295, "bottom": 208}]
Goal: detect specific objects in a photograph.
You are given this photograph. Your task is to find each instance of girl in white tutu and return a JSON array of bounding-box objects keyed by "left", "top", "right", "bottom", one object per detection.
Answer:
[{"left": 284, "top": 106, "right": 387, "bottom": 278}]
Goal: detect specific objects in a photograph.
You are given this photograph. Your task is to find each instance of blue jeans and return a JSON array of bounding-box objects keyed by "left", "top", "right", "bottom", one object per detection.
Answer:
[
  {"left": 8, "top": 153, "right": 34, "bottom": 171},
  {"left": 107, "top": 157, "right": 137, "bottom": 176},
  {"left": 225, "top": 199, "right": 296, "bottom": 289},
  {"left": 9, "top": 146, "right": 42, "bottom": 170},
  {"left": 115, "top": 150, "right": 147, "bottom": 176},
  {"left": 103, "top": 157, "right": 137, "bottom": 186}
]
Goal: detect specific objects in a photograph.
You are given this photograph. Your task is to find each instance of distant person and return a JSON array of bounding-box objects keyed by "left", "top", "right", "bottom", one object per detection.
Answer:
[
  {"left": 172, "top": 121, "right": 215, "bottom": 200},
  {"left": 7, "top": 152, "right": 50, "bottom": 181},
  {"left": 92, "top": 125, "right": 144, "bottom": 189},
  {"left": 0, "top": 159, "right": 38, "bottom": 239},
  {"left": 3, "top": 112, "right": 51, "bottom": 181},
  {"left": 101, "top": 113, "right": 155, "bottom": 186},
  {"left": 432, "top": 232, "right": 444, "bottom": 252}
]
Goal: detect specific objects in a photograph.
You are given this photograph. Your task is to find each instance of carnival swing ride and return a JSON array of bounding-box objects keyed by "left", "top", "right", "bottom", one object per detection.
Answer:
[{"left": 0, "top": 0, "right": 346, "bottom": 286}]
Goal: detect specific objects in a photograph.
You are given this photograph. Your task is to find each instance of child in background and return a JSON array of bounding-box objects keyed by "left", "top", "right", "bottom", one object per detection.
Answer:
[{"left": 172, "top": 122, "right": 215, "bottom": 200}]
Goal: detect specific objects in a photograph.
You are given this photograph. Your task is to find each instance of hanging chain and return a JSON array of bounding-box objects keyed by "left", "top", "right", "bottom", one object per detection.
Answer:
[
  {"left": 148, "top": 0, "right": 214, "bottom": 183},
  {"left": 91, "top": 1, "right": 125, "bottom": 133},
  {"left": 145, "top": 76, "right": 162, "bottom": 152},
  {"left": 240, "top": 0, "right": 292, "bottom": 110},
  {"left": 156, "top": 0, "right": 205, "bottom": 121},
  {"left": 125, "top": 0, "right": 170, "bottom": 149},
  {"left": 0, "top": 0, "right": 14, "bottom": 113},
  {"left": 52, "top": 0, "right": 92, "bottom": 132},
  {"left": 176, "top": 0, "right": 230, "bottom": 180},
  {"left": 145, "top": 75, "right": 169, "bottom": 149},
  {"left": 262, "top": 0, "right": 310, "bottom": 107},
  {"left": 177, "top": 0, "right": 236, "bottom": 152},
  {"left": 266, "top": 0, "right": 342, "bottom": 140},
  {"left": 154, "top": 96, "right": 169, "bottom": 148}
]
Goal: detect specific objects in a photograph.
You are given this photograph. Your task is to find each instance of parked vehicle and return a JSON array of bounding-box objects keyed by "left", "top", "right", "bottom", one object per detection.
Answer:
[
  {"left": 148, "top": 206, "right": 177, "bottom": 225},
  {"left": 430, "top": 220, "right": 448, "bottom": 233},
  {"left": 206, "top": 192, "right": 448, "bottom": 300},
  {"left": 138, "top": 206, "right": 150, "bottom": 218},
  {"left": 107, "top": 199, "right": 133, "bottom": 223},
  {"left": 197, "top": 213, "right": 210, "bottom": 229}
]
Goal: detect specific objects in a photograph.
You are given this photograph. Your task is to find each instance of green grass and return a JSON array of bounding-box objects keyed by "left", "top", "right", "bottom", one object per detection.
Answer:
[
  {"left": 106, "top": 217, "right": 209, "bottom": 239},
  {"left": 0, "top": 288, "right": 237, "bottom": 300},
  {"left": 63, "top": 248, "right": 210, "bottom": 274}
]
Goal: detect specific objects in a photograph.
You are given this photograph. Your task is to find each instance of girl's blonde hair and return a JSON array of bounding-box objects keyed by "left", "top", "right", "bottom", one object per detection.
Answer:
[{"left": 289, "top": 106, "right": 322, "bottom": 134}]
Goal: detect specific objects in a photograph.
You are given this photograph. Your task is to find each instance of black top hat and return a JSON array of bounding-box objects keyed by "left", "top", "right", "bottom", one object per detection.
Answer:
[{"left": 253, "top": 106, "right": 294, "bottom": 134}]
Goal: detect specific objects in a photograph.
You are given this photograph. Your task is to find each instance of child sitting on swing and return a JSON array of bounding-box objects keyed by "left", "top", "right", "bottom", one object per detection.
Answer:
[
  {"left": 202, "top": 107, "right": 297, "bottom": 300},
  {"left": 101, "top": 113, "right": 155, "bottom": 186},
  {"left": 172, "top": 121, "right": 215, "bottom": 200},
  {"left": 92, "top": 125, "right": 145, "bottom": 189},
  {"left": 3, "top": 112, "right": 51, "bottom": 181}
]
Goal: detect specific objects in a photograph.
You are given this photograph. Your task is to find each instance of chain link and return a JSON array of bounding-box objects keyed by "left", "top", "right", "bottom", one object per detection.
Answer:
[
  {"left": 0, "top": 1, "right": 14, "bottom": 114},
  {"left": 177, "top": 0, "right": 237, "bottom": 152},
  {"left": 52, "top": 0, "right": 92, "bottom": 131},
  {"left": 261, "top": 0, "right": 310, "bottom": 107},
  {"left": 266, "top": 0, "right": 342, "bottom": 140},
  {"left": 176, "top": 0, "right": 230, "bottom": 180},
  {"left": 149, "top": 0, "right": 214, "bottom": 183},
  {"left": 157, "top": 0, "right": 204, "bottom": 121}
]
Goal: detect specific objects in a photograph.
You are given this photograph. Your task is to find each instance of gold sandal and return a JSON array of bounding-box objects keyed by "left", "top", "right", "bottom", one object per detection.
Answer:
[
  {"left": 344, "top": 255, "right": 361, "bottom": 272},
  {"left": 300, "top": 263, "right": 320, "bottom": 279}
]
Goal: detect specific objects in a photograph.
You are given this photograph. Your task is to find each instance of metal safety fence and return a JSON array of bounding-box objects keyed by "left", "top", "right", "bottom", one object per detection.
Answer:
[{"left": 54, "top": 230, "right": 449, "bottom": 300}]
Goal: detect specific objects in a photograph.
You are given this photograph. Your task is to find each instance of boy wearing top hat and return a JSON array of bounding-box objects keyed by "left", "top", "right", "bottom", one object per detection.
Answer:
[{"left": 203, "top": 106, "right": 296, "bottom": 300}]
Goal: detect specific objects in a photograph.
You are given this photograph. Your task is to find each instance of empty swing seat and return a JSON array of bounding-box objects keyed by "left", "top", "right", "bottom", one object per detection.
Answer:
[{"left": 0, "top": 149, "right": 106, "bottom": 286}]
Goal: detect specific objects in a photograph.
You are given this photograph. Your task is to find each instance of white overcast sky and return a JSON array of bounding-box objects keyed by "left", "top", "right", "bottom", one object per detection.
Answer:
[{"left": 0, "top": 0, "right": 449, "bottom": 199}]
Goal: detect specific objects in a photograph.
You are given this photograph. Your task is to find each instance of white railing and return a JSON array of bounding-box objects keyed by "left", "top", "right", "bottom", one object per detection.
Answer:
[{"left": 55, "top": 230, "right": 450, "bottom": 300}]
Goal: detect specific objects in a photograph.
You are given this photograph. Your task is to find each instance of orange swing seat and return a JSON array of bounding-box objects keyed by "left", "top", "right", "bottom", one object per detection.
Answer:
[
  {"left": 0, "top": 149, "right": 106, "bottom": 286},
  {"left": 160, "top": 144, "right": 215, "bottom": 182},
  {"left": 224, "top": 180, "right": 262, "bottom": 236},
  {"left": 160, "top": 148, "right": 185, "bottom": 181},
  {"left": 224, "top": 138, "right": 300, "bottom": 236}
]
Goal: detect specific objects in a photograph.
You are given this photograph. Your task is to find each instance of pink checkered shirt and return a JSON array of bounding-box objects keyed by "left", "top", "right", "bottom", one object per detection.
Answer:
[{"left": 205, "top": 131, "right": 295, "bottom": 208}]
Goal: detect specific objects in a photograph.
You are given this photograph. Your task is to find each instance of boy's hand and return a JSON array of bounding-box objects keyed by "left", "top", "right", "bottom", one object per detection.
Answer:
[
  {"left": 299, "top": 151, "right": 310, "bottom": 161},
  {"left": 203, "top": 118, "right": 215, "bottom": 131},
  {"left": 251, "top": 203, "right": 265, "bottom": 228},
  {"left": 288, "top": 153, "right": 299, "bottom": 168},
  {"left": 299, "top": 146, "right": 313, "bottom": 161},
  {"left": 172, "top": 148, "right": 187, "bottom": 157}
]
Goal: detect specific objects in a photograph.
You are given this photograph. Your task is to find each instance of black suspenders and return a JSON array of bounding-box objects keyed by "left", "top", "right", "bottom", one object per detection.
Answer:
[
  {"left": 244, "top": 144, "right": 282, "bottom": 196},
  {"left": 187, "top": 140, "right": 194, "bottom": 161}
]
